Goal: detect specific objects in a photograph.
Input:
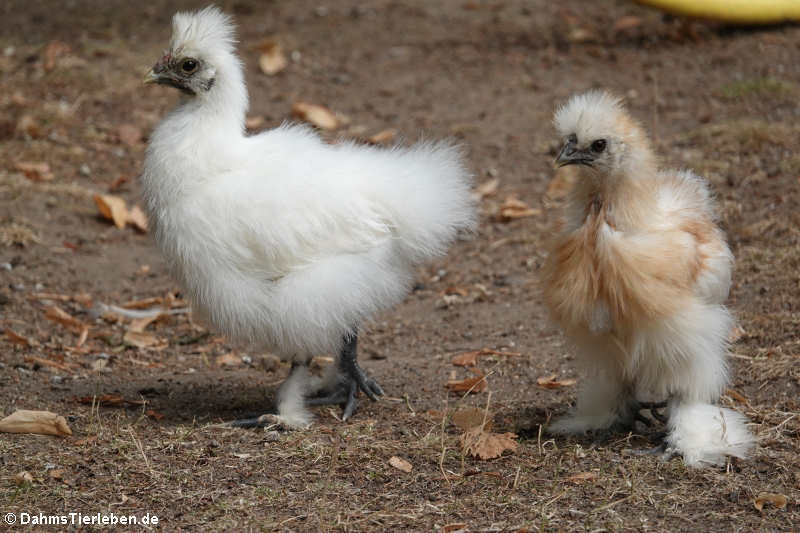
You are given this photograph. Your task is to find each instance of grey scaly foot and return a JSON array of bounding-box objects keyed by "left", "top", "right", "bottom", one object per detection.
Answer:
[{"left": 307, "top": 333, "right": 384, "bottom": 420}]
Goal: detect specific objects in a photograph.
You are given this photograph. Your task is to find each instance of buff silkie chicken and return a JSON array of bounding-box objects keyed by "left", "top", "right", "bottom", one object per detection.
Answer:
[
  {"left": 141, "top": 7, "right": 475, "bottom": 429},
  {"left": 541, "top": 90, "right": 754, "bottom": 467}
]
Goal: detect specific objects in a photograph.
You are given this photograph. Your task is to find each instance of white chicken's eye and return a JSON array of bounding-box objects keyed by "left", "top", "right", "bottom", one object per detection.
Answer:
[
  {"left": 181, "top": 59, "right": 199, "bottom": 73},
  {"left": 591, "top": 139, "right": 607, "bottom": 153}
]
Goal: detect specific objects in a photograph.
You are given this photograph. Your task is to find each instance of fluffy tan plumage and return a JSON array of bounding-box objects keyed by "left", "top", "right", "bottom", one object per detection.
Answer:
[{"left": 542, "top": 91, "right": 754, "bottom": 467}]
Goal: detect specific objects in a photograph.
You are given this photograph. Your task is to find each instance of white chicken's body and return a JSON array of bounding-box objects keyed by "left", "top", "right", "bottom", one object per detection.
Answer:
[
  {"left": 543, "top": 91, "right": 754, "bottom": 467},
  {"left": 142, "top": 7, "right": 474, "bottom": 428}
]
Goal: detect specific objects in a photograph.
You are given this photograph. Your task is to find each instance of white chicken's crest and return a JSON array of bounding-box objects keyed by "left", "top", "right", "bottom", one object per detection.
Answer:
[
  {"left": 553, "top": 90, "right": 626, "bottom": 142},
  {"left": 170, "top": 5, "right": 237, "bottom": 55}
]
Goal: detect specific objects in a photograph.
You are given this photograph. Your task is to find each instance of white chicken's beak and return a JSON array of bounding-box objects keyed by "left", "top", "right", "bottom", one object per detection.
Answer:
[{"left": 143, "top": 69, "right": 159, "bottom": 85}]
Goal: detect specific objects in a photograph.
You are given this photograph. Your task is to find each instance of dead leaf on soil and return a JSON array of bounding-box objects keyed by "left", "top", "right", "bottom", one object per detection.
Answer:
[
  {"left": 442, "top": 524, "right": 468, "bottom": 533},
  {"left": 123, "top": 330, "right": 167, "bottom": 350},
  {"left": 245, "top": 115, "right": 265, "bottom": 130},
  {"left": 48, "top": 469, "right": 65, "bottom": 480},
  {"left": 728, "top": 325, "right": 746, "bottom": 343},
  {"left": 452, "top": 348, "right": 520, "bottom": 367},
  {"left": 473, "top": 177, "right": 499, "bottom": 200},
  {"left": 367, "top": 128, "right": 397, "bottom": 145},
  {"left": 145, "top": 409, "right": 165, "bottom": 420},
  {"left": 14, "top": 471, "right": 34, "bottom": 485},
  {"left": 0, "top": 410, "right": 72, "bottom": 437},
  {"left": 452, "top": 407, "right": 492, "bottom": 432},
  {"left": 753, "top": 492, "right": 787, "bottom": 512},
  {"left": 17, "top": 114, "right": 44, "bottom": 138},
  {"left": 446, "top": 368, "right": 488, "bottom": 394},
  {"left": 24, "top": 356, "right": 77, "bottom": 373},
  {"left": 94, "top": 193, "right": 128, "bottom": 229},
  {"left": 257, "top": 38, "right": 288, "bottom": 75},
  {"left": 44, "top": 305, "right": 88, "bottom": 335},
  {"left": 5, "top": 328, "right": 33, "bottom": 346},
  {"left": 613, "top": 15, "right": 642, "bottom": 32},
  {"left": 537, "top": 374, "right": 577, "bottom": 389},
  {"left": 496, "top": 196, "right": 541, "bottom": 221},
  {"left": 547, "top": 165, "right": 578, "bottom": 200},
  {"left": 117, "top": 124, "right": 142, "bottom": 147},
  {"left": 216, "top": 352, "right": 243, "bottom": 367},
  {"left": 460, "top": 426, "right": 518, "bottom": 460},
  {"left": 292, "top": 101, "right": 340, "bottom": 130},
  {"left": 565, "top": 471, "right": 597, "bottom": 483},
  {"left": 14, "top": 161, "right": 54, "bottom": 182},
  {"left": 388, "top": 456, "right": 413, "bottom": 473},
  {"left": 75, "top": 394, "right": 145, "bottom": 408},
  {"left": 725, "top": 388, "right": 748, "bottom": 404},
  {"left": 42, "top": 41, "right": 71, "bottom": 72}
]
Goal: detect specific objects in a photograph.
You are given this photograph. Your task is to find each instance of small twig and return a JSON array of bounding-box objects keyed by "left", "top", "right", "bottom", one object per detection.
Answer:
[{"left": 438, "top": 396, "right": 450, "bottom": 486}]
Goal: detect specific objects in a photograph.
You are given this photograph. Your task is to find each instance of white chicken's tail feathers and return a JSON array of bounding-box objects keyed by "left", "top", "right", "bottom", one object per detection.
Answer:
[
  {"left": 378, "top": 140, "right": 476, "bottom": 262},
  {"left": 666, "top": 401, "right": 755, "bottom": 467}
]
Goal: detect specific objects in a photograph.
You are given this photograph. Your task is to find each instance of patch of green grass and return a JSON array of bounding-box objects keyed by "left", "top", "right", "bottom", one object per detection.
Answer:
[{"left": 718, "top": 78, "right": 798, "bottom": 100}]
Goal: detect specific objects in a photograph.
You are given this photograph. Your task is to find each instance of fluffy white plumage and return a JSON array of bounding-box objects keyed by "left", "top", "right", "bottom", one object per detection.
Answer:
[
  {"left": 542, "top": 90, "right": 754, "bottom": 467},
  {"left": 142, "top": 7, "right": 475, "bottom": 428}
]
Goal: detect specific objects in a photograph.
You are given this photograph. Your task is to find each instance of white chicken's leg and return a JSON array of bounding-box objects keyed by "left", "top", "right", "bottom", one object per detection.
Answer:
[
  {"left": 307, "top": 333, "right": 384, "bottom": 421},
  {"left": 230, "top": 362, "right": 313, "bottom": 430}
]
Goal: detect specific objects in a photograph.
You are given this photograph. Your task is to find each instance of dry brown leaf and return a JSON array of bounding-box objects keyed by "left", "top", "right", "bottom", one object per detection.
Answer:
[
  {"left": 547, "top": 165, "right": 578, "bottom": 200},
  {"left": 127, "top": 205, "right": 149, "bottom": 232},
  {"left": 446, "top": 368, "right": 488, "bottom": 394},
  {"left": 452, "top": 350, "right": 480, "bottom": 367},
  {"left": 725, "top": 388, "right": 748, "bottom": 404},
  {"left": 145, "top": 409, "right": 165, "bottom": 420},
  {"left": 216, "top": 352, "right": 243, "bottom": 367},
  {"left": 14, "top": 471, "right": 34, "bottom": 485},
  {"left": 442, "top": 524, "right": 468, "bottom": 533},
  {"left": 17, "top": 114, "right": 43, "bottom": 138},
  {"left": 47, "top": 469, "right": 65, "bottom": 480},
  {"left": 753, "top": 492, "right": 787, "bottom": 512},
  {"left": 257, "top": 38, "right": 288, "bottom": 75},
  {"left": 728, "top": 325, "right": 746, "bottom": 343},
  {"left": 367, "top": 128, "right": 397, "bottom": 145},
  {"left": 122, "top": 296, "right": 164, "bottom": 309},
  {"left": 388, "top": 455, "right": 413, "bottom": 473},
  {"left": 292, "top": 101, "right": 340, "bottom": 130},
  {"left": 565, "top": 471, "right": 597, "bottom": 483},
  {"left": 537, "top": 374, "right": 577, "bottom": 389},
  {"left": 44, "top": 305, "right": 87, "bottom": 335},
  {"left": 460, "top": 426, "right": 518, "bottom": 460},
  {"left": 117, "top": 124, "right": 142, "bottom": 147},
  {"left": 128, "top": 314, "right": 160, "bottom": 333},
  {"left": 14, "top": 161, "right": 54, "bottom": 182},
  {"left": 123, "top": 330, "right": 166, "bottom": 349},
  {"left": 496, "top": 196, "right": 541, "bottom": 221},
  {"left": 75, "top": 394, "right": 145, "bottom": 408},
  {"left": 452, "top": 348, "right": 519, "bottom": 367},
  {"left": 94, "top": 193, "right": 128, "bottom": 229},
  {"left": 42, "top": 41, "right": 70, "bottom": 71},
  {"left": 452, "top": 407, "right": 492, "bottom": 432},
  {"left": 245, "top": 115, "right": 265, "bottom": 130},
  {"left": 0, "top": 410, "right": 72, "bottom": 437},
  {"left": 473, "top": 177, "right": 499, "bottom": 199},
  {"left": 613, "top": 15, "right": 642, "bottom": 32},
  {"left": 5, "top": 328, "right": 32, "bottom": 346},
  {"left": 24, "top": 356, "right": 77, "bottom": 373}
]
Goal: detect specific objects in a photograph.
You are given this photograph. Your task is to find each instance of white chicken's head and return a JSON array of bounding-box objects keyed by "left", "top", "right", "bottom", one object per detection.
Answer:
[
  {"left": 144, "top": 6, "right": 237, "bottom": 97},
  {"left": 553, "top": 90, "right": 650, "bottom": 176}
]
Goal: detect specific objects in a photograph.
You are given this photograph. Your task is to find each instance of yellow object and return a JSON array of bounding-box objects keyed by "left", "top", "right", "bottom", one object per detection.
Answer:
[{"left": 635, "top": 0, "right": 800, "bottom": 24}]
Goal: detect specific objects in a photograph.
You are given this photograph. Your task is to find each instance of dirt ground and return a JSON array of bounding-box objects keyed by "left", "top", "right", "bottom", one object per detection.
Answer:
[{"left": 1, "top": 0, "right": 798, "bottom": 531}]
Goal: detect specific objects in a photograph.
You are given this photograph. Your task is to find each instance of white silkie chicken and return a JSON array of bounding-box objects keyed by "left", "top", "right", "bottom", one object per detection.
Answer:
[
  {"left": 541, "top": 91, "right": 754, "bottom": 467},
  {"left": 141, "top": 7, "right": 475, "bottom": 429}
]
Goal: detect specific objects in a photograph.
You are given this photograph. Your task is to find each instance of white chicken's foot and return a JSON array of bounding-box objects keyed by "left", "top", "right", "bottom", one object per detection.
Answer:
[{"left": 306, "top": 333, "right": 384, "bottom": 421}]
